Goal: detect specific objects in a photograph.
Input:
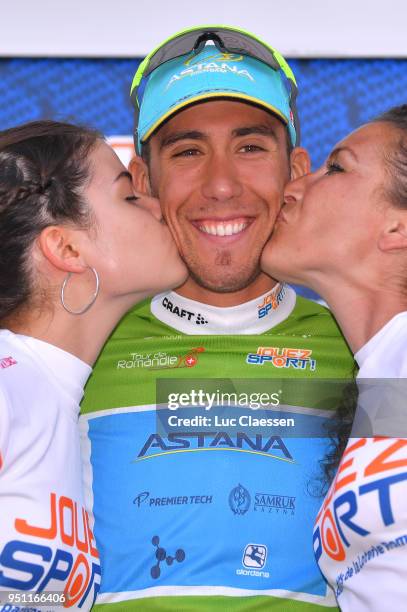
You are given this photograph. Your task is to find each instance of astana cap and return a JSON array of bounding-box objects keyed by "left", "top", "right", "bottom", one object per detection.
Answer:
[{"left": 130, "top": 26, "right": 299, "bottom": 152}]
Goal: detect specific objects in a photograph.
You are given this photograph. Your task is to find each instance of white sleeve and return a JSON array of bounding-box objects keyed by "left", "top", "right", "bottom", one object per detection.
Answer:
[{"left": 0, "top": 385, "right": 10, "bottom": 471}]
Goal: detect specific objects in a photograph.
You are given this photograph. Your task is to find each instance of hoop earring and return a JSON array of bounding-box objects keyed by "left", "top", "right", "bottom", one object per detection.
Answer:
[{"left": 60, "top": 267, "right": 100, "bottom": 315}]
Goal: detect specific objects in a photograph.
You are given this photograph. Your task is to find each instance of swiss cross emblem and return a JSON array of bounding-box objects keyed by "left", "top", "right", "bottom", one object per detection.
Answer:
[{"left": 185, "top": 355, "right": 197, "bottom": 367}]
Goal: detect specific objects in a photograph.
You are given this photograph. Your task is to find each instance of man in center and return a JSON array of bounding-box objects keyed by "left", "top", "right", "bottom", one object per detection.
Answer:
[{"left": 81, "top": 26, "right": 354, "bottom": 610}]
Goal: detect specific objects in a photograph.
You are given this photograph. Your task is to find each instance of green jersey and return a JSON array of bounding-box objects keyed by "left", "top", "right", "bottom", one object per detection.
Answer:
[{"left": 80, "top": 284, "right": 354, "bottom": 610}]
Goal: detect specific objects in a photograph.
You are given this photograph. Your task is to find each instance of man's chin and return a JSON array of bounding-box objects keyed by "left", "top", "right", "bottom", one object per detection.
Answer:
[{"left": 189, "top": 267, "right": 261, "bottom": 294}]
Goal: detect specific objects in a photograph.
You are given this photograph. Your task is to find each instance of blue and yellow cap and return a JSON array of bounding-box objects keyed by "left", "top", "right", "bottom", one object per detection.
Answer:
[{"left": 136, "top": 45, "right": 296, "bottom": 151}]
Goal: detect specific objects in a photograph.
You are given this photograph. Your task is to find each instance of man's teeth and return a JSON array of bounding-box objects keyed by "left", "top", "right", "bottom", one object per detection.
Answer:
[{"left": 199, "top": 222, "right": 248, "bottom": 236}]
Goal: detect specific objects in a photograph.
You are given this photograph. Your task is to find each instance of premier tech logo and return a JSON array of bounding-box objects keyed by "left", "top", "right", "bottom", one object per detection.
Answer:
[{"left": 133, "top": 432, "right": 294, "bottom": 463}]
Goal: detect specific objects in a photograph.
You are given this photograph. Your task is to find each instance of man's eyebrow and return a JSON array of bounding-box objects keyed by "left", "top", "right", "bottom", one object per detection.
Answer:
[
  {"left": 160, "top": 130, "right": 206, "bottom": 150},
  {"left": 232, "top": 125, "right": 279, "bottom": 140},
  {"left": 114, "top": 170, "right": 132, "bottom": 183},
  {"left": 329, "top": 146, "right": 359, "bottom": 162}
]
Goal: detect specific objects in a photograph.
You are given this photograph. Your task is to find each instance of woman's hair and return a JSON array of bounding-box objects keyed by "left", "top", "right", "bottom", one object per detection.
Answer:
[
  {"left": 0, "top": 120, "right": 102, "bottom": 324},
  {"left": 371, "top": 104, "right": 407, "bottom": 209},
  {"left": 317, "top": 378, "right": 359, "bottom": 495}
]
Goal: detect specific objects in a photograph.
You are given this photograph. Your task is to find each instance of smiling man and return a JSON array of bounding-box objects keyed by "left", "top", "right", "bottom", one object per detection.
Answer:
[
  {"left": 137, "top": 99, "right": 295, "bottom": 303},
  {"left": 80, "top": 26, "right": 355, "bottom": 611}
]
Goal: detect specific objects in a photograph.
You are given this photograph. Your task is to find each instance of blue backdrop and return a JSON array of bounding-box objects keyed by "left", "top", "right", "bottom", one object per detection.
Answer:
[
  {"left": 1, "top": 58, "right": 406, "bottom": 168},
  {"left": 1, "top": 57, "right": 406, "bottom": 300}
]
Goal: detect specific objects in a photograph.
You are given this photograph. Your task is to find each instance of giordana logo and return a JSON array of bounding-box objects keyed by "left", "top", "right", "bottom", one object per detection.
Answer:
[
  {"left": 246, "top": 346, "right": 316, "bottom": 371},
  {"left": 150, "top": 535, "right": 185, "bottom": 579},
  {"left": 166, "top": 61, "right": 254, "bottom": 90},
  {"left": 117, "top": 347, "right": 205, "bottom": 370},
  {"left": 243, "top": 543, "right": 267, "bottom": 569},
  {"left": 162, "top": 296, "right": 208, "bottom": 326},
  {"left": 0, "top": 356, "right": 17, "bottom": 369},
  {"left": 257, "top": 286, "right": 286, "bottom": 319},
  {"left": 133, "top": 491, "right": 213, "bottom": 509},
  {"left": 236, "top": 543, "right": 270, "bottom": 578},
  {"left": 229, "top": 484, "right": 251, "bottom": 515},
  {"left": 133, "top": 432, "right": 294, "bottom": 463}
]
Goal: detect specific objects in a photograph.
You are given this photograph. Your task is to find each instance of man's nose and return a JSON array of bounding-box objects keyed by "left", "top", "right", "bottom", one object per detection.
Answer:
[{"left": 200, "top": 153, "right": 243, "bottom": 202}]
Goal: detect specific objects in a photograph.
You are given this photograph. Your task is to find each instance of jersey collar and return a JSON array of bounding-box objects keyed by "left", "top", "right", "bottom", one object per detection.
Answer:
[{"left": 150, "top": 283, "right": 296, "bottom": 335}]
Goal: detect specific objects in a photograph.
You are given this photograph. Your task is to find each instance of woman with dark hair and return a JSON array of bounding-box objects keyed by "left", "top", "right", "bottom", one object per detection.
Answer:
[
  {"left": 0, "top": 121, "right": 187, "bottom": 608},
  {"left": 261, "top": 105, "right": 407, "bottom": 611}
]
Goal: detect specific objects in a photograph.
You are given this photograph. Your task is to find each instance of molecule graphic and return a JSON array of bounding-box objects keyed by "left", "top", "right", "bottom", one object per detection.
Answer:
[{"left": 151, "top": 535, "right": 186, "bottom": 579}]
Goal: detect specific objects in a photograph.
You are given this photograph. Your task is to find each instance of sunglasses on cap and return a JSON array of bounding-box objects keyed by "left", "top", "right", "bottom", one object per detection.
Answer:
[{"left": 130, "top": 24, "right": 300, "bottom": 147}]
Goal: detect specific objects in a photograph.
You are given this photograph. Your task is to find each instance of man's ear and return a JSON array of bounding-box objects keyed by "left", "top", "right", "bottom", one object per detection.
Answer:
[
  {"left": 378, "top": 212, "right": 407, "bottom": 252},
  {"left": 289, "top": 147, "right": 311, "bottom": 180},
  {"left": 129, "top": 155, "right": 151, "bottom": 195},
  {"left": 37, "top": 226, "right": 88, "bottom": 273}
]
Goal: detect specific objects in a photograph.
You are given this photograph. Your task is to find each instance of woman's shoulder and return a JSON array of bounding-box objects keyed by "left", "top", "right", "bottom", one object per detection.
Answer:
[
  {"left": 0, "top": 330, "right": 57, "bottom": 422},
  {"left": 0, "top": 329, "right": 41, "bottom": 383},
  {"left": 357, "top": 311, "right": 407, "bottom": 378}
]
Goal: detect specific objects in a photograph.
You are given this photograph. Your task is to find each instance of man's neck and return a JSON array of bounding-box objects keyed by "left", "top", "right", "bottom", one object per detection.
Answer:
[{"left": 175, "top": 272, "right": 278, "bottom": 306}]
